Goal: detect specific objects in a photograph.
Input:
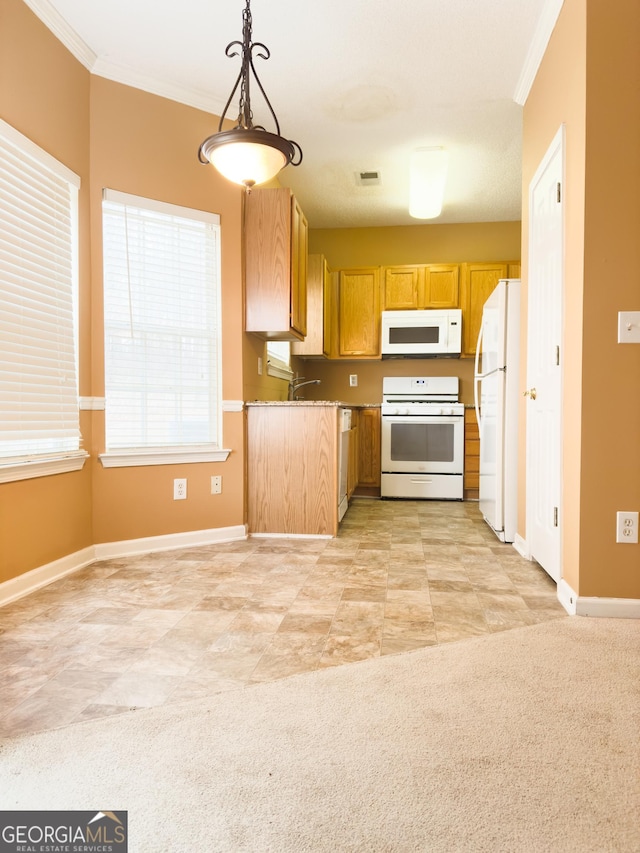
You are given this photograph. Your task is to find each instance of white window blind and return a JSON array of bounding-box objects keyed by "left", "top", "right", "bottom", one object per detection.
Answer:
[
  {"left": 102, "top": 190, "right": 221, "bottom": 455},
  {"left": 0, "top": 118, "right": 82, "bottom": 466}
]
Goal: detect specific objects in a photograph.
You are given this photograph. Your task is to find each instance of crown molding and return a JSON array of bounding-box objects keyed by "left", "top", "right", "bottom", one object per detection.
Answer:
[
  {"left": 513, "top": 0, "right": 565, "bottom": 106},
  {"left": 21, "top": 0, "right": 96, "bottom": 70},
  {"left": 22, "top": 0, "right": 227, "bottom": 116},
  {"left": 91, "top": 58, "right": 227, "bottom": 116}
]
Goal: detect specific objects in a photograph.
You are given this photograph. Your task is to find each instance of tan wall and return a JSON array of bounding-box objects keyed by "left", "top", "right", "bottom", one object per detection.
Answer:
[
  {"left": 89, "top": 78, "right": 246, "bottom": 544},
  {"left": 579, "top": 0, "right": 640, "bottom": 597},
  {"left": 0, "top": 2, "right": 246, "bottom": 582},
  {"left": 286, "top": 358, "right": 476, "bottom": 408},
  {"left": 309, "top": 221, "right": 521, "bottom": 269},
  {"left": 523, "top": 0, "right": 640, "bottom": 598},
  {"left": 0, "top": 0, "right": 93, "bottom": 582}
]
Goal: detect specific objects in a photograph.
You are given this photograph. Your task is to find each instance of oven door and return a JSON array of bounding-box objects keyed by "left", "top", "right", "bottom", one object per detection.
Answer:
[{"left": 381, "top": 414, "right": 464, "bottom": 474}]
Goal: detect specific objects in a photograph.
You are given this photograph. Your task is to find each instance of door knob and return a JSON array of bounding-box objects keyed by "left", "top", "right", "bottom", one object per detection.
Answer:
[{"left": 523, "top": 387, "right": 537, "bottom": 400}]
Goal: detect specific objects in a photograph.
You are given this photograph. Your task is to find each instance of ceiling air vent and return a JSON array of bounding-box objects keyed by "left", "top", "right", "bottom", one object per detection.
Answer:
[{"left": 355, "top": 170, "right": 381, "bottom": 186}]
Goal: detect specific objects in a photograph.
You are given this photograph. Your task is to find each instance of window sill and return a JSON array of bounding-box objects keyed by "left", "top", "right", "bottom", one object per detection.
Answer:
[
  {"left": 267, "top": 362, "right": 294, "bottom": 380},
  {"left": 99, "top": 447, "right": 231, "bottom": 468},
  {"left": 0, "top": 451, "right": 89, "bottom": 484}
]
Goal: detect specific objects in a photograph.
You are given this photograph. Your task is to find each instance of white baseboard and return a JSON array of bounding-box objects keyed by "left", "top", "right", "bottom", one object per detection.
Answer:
[
  {"left": 249, "top": 532, "right": 333, "bottom": 539},
  {"left": 557, "top": 579, "right": 578, "bottom": 615},
  {"left": 513, "top": 534, "right": 531, "bottom": 560},
  {"left": 0, "top": 546, "right": 95, "bottom": 608},
  {"left": 0, "top": 525, "right": 247, "bottom": 608},
  {"left": 557, "top": 579, "right": 640, "bottom": 618},
  {"left": 93, "top": 524, "right": 247, "bottom": 559},
  {"left": 576, "top": 596, "right": 640, "bottom": 618}
]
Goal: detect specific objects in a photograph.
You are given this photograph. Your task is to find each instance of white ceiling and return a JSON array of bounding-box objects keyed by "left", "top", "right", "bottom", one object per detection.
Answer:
[{"left": 26, "top": 0, "right": 562, "bottom": 228}]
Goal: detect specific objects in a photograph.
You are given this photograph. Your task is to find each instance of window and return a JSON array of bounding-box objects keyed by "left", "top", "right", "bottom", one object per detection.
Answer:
[
  {"left": 101, "top": 190, "right": 227, "bottom": 467},
  {"left": 266, "top": 341, "right": 292, "bottom": 379},
  {"left": 0, "top": 119, "right": 86, "bottom": 484}
]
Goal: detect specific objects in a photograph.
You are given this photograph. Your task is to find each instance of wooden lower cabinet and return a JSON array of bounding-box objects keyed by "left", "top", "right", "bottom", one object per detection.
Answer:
[
  {"left": 354, "top": 406, "right": 381, "bottom": 496},
  {"left": 464, "top": 408, "right": 480, "bottom": 499},
  {"left": 247, "top": 405, "right": 339, "bottom": 536}
]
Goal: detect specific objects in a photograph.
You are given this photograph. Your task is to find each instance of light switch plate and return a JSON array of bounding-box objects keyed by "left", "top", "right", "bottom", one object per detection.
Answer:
[{"left": 617, "top": 311, "right": 640, "bottom": 343}]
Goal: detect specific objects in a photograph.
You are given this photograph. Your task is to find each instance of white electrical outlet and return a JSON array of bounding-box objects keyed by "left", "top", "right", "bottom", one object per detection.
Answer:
[
  {"left": 616, "top": 511, "right": 638, "bottom": 543},
  {"left": 349, "top": 374, "right": 358, "bottom": 387},
  {"left": 258, "top": 356, "right": 263, "bottom": 375},
  {"left": 173, "top": 478, "right": 187, "bottom": 500},
  {"left": 211, "top": 475, "right": 222, "bottom": 495}
]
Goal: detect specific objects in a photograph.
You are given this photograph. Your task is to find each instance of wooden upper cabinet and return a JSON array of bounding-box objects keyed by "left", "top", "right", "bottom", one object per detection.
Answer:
[
  {"left": 244, "top": 187, "right": 308, "bottom": 341},
  {"left": 382, "top": 264, "right": 460, "bottom": 310},
  {"left": 382, "top": 265, "right": 423, "bottom": 310},
  {"left": 460, "top": 262, "right": 508, "bottom": 357},
  {"left": 508, "top": 262, "right": 521, "bottom": 279},
  {"left": 290, "top": 196, "right": 308, "bottom": 337},
  {"left": 292, "top": 254, "right": 330, "bottom": 358},
  {"left": 338, "top": 267, "right": 381, "bottom": 358},
  {"left": 424, "top": 264, "right": 459, "bottom": 308}
]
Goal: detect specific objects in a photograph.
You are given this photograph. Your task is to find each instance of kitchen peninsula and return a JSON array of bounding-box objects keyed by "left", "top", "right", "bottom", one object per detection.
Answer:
[{"left": 246, "top": 402, "right": 380, "bottom": 537}]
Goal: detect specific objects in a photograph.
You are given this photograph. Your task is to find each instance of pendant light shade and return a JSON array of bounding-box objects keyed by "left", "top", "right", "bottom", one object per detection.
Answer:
[
  {"left": 409, "top": 147, "right": 449, "bottom": 219},
  {"left": 198, "top": 0, "right": 302, "bottom": 189}
]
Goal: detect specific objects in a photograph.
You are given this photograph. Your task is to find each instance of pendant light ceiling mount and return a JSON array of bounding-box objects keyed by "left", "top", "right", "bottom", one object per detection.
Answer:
[{"left": 198, "top": 0, "right": 302, "bottom": 189}]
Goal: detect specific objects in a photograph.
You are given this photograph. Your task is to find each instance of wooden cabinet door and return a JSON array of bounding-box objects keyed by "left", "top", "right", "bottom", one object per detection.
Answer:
[
  {"left": 382, "top": 265, "right": 423, "bottom": 310},
  {"left": 290, "top": 196, "right": 308, "bottom": 338},
  {"left": 292, "top": 254, "right": 328, "bottom": 357},
  {"left": 244, "top": 187, "right": 307, "bottom": 341},
  {"left": 460, "top": 262, "right": 508, "bottom": 356},
  {"left": 338, "top": 268, "right": 381, "bottom": 358},
  {"left": 357, "top": 407, "right": 381, "bottom": 487},
  {"left": 508, "top": 262, "right": 521, "bottom": 279},
  {"left": 424, "top": 264, "right": 459, "bottom": 308}
]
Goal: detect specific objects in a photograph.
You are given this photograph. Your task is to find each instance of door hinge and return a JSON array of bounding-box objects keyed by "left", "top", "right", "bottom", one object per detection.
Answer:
[
  {"left": 556, "top": 345, "right": 560, "bottom": 366},
  {"left": 553, "top": 507, "right": 559, "bottom": 527},
  {"left": 556, "top": 182, "right": 562, "bottom": 203}
]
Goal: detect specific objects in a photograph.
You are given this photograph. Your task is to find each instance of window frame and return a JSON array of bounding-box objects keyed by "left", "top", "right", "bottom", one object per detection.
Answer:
[
  {"left": 0, "top": 118, "right": 87, "bottom": 484},
  {"left": 266, "top": 341, "right": 293, "bottom": 380},
  {"left": 99, "top": 189, "right": 229, "bottom": 469}
]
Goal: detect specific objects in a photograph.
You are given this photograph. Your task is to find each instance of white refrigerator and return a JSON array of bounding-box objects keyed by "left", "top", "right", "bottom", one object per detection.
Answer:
[{"left": 473, "top": 279, "right": 521, "bottom": 543}]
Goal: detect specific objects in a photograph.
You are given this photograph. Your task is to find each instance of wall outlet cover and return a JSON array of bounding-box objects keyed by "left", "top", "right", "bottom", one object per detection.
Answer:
[{"left": 616, "top": 511, "right": 638, "bottom": 543}]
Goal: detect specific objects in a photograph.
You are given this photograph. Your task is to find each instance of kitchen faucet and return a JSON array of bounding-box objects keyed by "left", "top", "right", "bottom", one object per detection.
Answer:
[{"left": 288, "top": 377, "right": 321, "bottom": 401}]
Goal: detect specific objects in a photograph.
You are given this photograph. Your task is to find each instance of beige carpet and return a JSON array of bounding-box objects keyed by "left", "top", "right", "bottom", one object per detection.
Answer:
[{"left": 1, "top": 616, "right": 639, "bottom": 852}]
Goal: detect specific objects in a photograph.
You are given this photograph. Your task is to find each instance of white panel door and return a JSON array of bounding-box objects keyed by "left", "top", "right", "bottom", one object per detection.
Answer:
[{"left": 526, "top": 127, "right": 564, "bottom": 583}]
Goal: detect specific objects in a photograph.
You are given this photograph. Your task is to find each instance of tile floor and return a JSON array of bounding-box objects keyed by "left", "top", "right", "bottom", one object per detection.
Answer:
[{"left": 0, "top": 499, "right": 565, "bottom": 738}]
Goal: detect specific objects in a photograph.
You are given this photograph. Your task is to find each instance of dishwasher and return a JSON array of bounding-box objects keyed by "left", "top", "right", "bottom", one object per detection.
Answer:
[{"left": 338, "top": 408, "right": 352, "bottom": 521}]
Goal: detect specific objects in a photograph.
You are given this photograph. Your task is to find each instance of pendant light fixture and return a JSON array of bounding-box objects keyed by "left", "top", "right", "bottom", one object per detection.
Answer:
[{"left": 198, "top": 0, "right": 302, "bottom": 189}]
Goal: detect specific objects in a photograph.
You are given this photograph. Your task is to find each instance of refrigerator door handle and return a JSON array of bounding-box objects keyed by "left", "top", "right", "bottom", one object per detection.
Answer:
[{"left": 474, "top": 318, "right": 484, "bottom": 429}]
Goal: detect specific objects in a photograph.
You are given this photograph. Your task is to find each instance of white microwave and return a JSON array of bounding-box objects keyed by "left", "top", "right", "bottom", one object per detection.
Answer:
[{"left": 381, "top": 309, "right": 462, "bottom": 358}]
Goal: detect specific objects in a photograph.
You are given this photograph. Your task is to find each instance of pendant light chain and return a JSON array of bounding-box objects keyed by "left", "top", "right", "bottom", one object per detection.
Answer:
[{"left": 198, "top": 0, "right": 302, "bottom": 187}]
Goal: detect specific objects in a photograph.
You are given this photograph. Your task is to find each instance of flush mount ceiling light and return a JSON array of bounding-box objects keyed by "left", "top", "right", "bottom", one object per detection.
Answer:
[
  {"left": 409, "top": 147, "right": 449, "bottom": 219},
  {"left": 198, "top": 0, "right": 302, "bottom": 189}
]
